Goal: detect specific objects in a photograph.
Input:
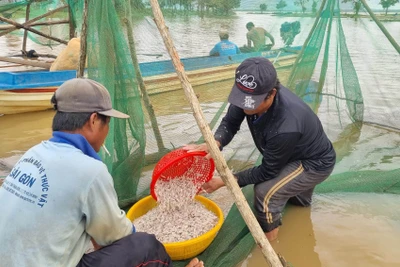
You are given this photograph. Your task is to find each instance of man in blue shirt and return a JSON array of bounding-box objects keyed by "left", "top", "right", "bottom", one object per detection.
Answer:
[
  {"left": 0, "top": 78, "right": 204, "bottom": 267},
  {"left": 209, "top": 30, "right": 240, "bottom": 57}
]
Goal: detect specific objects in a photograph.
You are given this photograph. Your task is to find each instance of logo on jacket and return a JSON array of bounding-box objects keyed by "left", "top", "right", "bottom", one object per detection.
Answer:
[
  {"left": 243, "top": 96, "right": 255, "bottom": 109},
  {"left": 236, "top": 74, "right": 257, "bottom": 91}
]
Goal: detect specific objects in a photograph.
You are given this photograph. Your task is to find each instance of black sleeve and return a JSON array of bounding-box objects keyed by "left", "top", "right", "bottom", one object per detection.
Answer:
[
  {"left": 214, "top": 105, "right": 246, "bottom": 149},
  {"left": 235, "top": 132, "right": 302, "bottom": 187}
]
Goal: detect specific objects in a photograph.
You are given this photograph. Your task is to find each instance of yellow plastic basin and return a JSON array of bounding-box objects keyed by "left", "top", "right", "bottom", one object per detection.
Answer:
[{"left": 127, "top": 195, "right": 224, "bottom": 260}]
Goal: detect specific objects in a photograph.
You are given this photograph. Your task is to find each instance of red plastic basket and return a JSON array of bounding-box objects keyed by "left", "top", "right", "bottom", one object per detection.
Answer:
[{"left": 150, "top": 148, "right": 215, "bottom": 200}]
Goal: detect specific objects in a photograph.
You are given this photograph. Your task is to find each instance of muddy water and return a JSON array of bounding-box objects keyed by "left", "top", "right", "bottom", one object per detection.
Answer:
[
  {"left": 1, "top": 97, "right": 399, "bottom": 267},
  {"left": 1, "top": 11, "right": 400, "bottom": 267},
  {"left": 0, "top": 110, "right": 53, "bottom": 174},
  {"left": 240, "top": 193, "right": 400, "bottom": 267}
]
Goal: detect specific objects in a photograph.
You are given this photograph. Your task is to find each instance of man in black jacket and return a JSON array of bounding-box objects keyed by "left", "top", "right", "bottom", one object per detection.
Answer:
[{"left": 184, "top": 57, "right": 336, "bottom": 241}]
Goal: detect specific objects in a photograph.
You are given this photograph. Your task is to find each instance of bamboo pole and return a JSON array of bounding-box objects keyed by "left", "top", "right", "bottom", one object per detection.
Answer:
[
  {"left": 124, "top": 17, "right": 166, "bottom": 152},
  {"left": 287, "top": 0, "right": 328, "bottom": 87},
  {"left": 0, "top": 64, "right": 22, "bottom": 68},
  {"left": 0, "top": 20, "right": 71, "bottom": 29},
  {"left": 0, "top": 5, "right": 68, "bottom": 37},
  {"left": 0, "top": 56, "right": 51, "bottom": 69},
  {"left": 20, "top": 5, "right": 68, "bottom": 25},
  {"left": 22, "top": 3, "right": 30, "bottom": 53},
  {"left": 313, "top": 0, "right": 335, "bottom": 114},
  {"left": 148, "top": 0, "right": 283, "bottom": 266},
  {"left": 360, "top": 0, "right": 400, "bottom": 54},
  {"left": 0, "top": 25, "right": 13, "bottom": 30},
  {"left": 69, "top": 5, "right": 76, "bottom": 39},
  {"left": 11, "top": 52, "right": 57, "bottom": 58},
  {"left": 26, "top": 20, "right": 70, "bottom": 27},
  {"left": 77, "top": 0, "right": 88, "bottom": 78},
  {"left": 0, "top": 16, "right": 67, "bottom": 44}
]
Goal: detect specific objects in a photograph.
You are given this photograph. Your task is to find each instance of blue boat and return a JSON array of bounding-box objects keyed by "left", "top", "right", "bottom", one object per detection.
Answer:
[{"left": 0, "top": 47, "right": 300, "bottom": 115}]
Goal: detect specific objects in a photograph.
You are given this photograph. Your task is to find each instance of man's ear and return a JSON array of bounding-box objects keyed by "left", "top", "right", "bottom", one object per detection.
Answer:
[
  {"left": 271, "top": 88, "right": 277, "bottom": 98},
  {"left": 89, "top": 113, "right": 97, "bottom": 126}
]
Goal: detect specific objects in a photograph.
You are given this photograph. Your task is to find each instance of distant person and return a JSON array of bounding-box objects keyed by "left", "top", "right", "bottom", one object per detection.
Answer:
[
  {"left": 0, "top": 78, "right": 204, "bottom": 267},
  {"left": 209, "top": 30, "right": 241, "bottom": 57},
  {"left": 243, "top": 22, "right": 275, "bottom": 52}
]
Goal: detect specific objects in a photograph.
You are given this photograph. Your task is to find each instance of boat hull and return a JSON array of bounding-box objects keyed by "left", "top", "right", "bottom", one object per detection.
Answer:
[
  {"left": 0, "top": 89, "right": 55, "bottom": 115},
  {"left": 0, "top": 48, "right": 299, "bottom": 115}
]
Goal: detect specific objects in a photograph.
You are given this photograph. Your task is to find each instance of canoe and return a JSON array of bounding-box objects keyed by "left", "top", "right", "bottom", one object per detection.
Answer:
[{"left": 0, "top": 46, "right": 300, "bottom": 115}]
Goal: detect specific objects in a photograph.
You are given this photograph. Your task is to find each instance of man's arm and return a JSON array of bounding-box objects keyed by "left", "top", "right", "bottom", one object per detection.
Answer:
[
  {"left": 83, "top": 167, "right": 133, "bottom": 246},
  {"left": 209, "top": 44, "right": 219, "bottom": 56},
  {"left": 235, "top": 45, "right": 241, "bottom": 54},
  {"left": 214, "top": 105, "right": 246, "bottom": 149},
  {"left": 246, "top": 32, "right": 252, "bottom": 48},
  {"left": 265, "top": 30, "right": 275, "bottom": 46},
  {"left": 235, "top": 132, "right": 301, "bottom": 186}
]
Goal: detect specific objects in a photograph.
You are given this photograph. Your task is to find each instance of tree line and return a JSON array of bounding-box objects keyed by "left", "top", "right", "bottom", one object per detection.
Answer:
[
  {"left": 259, "top": 0, "right": 399, "bottom": 15},
  {"left": 131, "top": 0, "right": 240, "bottom": 16}
]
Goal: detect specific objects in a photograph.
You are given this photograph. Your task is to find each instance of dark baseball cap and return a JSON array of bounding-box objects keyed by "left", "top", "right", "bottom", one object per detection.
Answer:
[
  {"left": 52, "top": 78, "right": 129, "bottom": 119},
  {"left": 228, "top": 57, "right": 277, "bottom": 110}
]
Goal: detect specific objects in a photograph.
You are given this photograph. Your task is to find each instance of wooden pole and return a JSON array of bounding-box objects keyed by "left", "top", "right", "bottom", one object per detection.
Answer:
[
  {"left": 316, "top": 0, "right": 334, "bottom": 96},
  {"left": 27, "top": 20, "right": 70, "bottom": 27},
  {"left": 68, "top": 5, "right": 76, "bottom": 39},
  {"left": 0, "top": 16, "right": 67, "bottom": 44},
  {"left": 0, "top": 5, "right": 68, "bottom": 37},
  {"left": 124, "top": 17, "right": 166, "bottom": 152},
  {"left": 0, "top": 64, "right": 22, "bottom": 69},
  {"left": 0, "top": 25, "right": 14, "bottom": 30},
  {"left": 0, "top": 20, "right": 71, "bottom": 30},
  {"left": 21, "top": 5, "right": 68, "bottom": 25},
  {"left": 77, "top": 0, "right": 88, "bottom": 78},
  {"left": 0, "top": 56, "right": 51, "bottom": 69},
  {"left": 287, "top": 0, "right": 328, "bottom": 87},
  {"left": 148, "top": 0, "right": 283, "bottom": 266},
  {"left": 11, "top": 52, "right": 57, "bottom": 58},
  {"left": 22, "top": 3, "right": 31, "bottom": 53},
  {"left": 360, "top": 0, "right": 400, "bottom": 54}
]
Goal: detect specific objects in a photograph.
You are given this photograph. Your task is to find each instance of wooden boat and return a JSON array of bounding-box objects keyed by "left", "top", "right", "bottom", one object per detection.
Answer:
[{"left": 0, "top": 47, "right": 300, "bottom": 115}]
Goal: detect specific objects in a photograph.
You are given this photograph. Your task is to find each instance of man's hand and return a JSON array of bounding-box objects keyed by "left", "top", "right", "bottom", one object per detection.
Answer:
[
  {"left": 182, "top": 141, "right": 221, "bottom": 160},
  {"left": 91, "top": 238, "right": 102, "bottom": 251},
  {"left": 182, "top": 143, "right": 208, "bottom": 153},
  {"left": 201, "top": 176, "right": 225, "bottom": 194},
  {"left": 185, "top": 258, "right": 204, "bottom": 267}
]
